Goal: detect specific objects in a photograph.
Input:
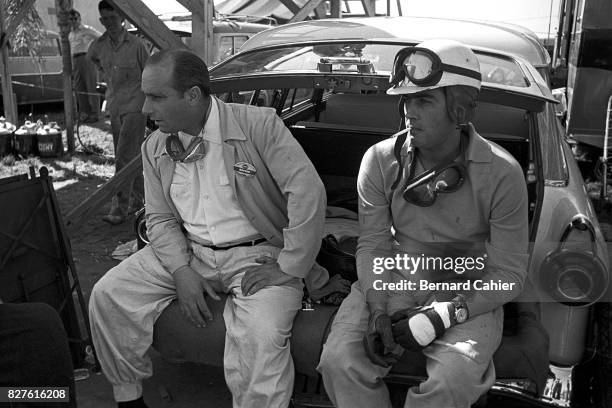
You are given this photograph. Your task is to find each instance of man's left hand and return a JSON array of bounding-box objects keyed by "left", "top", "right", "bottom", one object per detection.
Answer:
[
  {"left": 241, "top": 255, "right": 299, "bottom": 296},
  {"left": 391, "top": 301, "right": 456, "bottom": 351}
]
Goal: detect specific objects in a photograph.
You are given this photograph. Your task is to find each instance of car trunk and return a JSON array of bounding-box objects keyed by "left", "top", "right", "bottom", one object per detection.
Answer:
[{"left": 288, "top": 93, "right": 537, "bottom": 223}]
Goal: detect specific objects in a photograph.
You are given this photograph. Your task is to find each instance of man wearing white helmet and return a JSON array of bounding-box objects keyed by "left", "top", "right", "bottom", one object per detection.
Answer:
[{"left": 318, "top": 39, "right": 529, "bottom": 407}]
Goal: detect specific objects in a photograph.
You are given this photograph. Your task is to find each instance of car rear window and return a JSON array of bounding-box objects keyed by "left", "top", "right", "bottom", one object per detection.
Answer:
[{"left": 212, "top": 42, "right": 529, "bottom": 87}]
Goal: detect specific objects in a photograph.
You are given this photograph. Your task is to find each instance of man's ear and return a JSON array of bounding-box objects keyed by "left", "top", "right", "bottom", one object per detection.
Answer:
[
  {"left": 185, "top": 86, "right": 203, "bottom": 105},
  {"left": 455, "top": 105, "right": 466, "bottom": 125}
]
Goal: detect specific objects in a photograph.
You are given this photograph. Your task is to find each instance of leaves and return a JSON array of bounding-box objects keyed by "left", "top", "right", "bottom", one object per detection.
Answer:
[{"left": 2, "top": 0, "right": 45, "bottom": 59}]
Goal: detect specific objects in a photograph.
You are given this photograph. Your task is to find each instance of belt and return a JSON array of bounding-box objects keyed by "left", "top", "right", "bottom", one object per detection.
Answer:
[
  {"left": 73, "top": 52, "right": 87, "bottom": 57},
  {"left": 205, "top": 237, "right": 267, "bottom": 251}
]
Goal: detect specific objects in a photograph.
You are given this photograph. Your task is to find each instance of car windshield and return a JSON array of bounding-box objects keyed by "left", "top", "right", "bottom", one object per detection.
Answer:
[{"left": 213, "top": 42, "right": 529, "bottom": 87}]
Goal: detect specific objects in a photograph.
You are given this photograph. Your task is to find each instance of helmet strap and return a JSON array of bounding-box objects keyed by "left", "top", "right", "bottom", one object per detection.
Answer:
[{"left": 391, "top": 97, "right": 409, "bottom": 190}]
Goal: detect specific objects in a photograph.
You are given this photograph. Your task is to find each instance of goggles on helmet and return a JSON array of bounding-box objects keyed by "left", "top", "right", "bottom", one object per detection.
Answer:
[
  {"left": 390, "top": 46, "right": 482, "bottom": 88},
  {"left": 165, "top": 134, "right": 206, "bottom": 163},
  {"left": 403, "top": 161, "right": 466, "bottom": 207}
]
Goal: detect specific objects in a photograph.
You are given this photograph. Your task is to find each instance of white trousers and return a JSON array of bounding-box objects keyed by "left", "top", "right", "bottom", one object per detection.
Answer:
[
  {"left": 89, "top": 243, "right": 303, "bottom": 407},
  {"left": 318, "top": 283, "right": 503, "bottom": 408}
]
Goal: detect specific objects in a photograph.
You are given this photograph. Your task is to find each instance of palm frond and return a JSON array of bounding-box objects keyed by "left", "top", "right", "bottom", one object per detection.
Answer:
[{"left": 2, "top": 0, "right": 45, "bottom": 59}]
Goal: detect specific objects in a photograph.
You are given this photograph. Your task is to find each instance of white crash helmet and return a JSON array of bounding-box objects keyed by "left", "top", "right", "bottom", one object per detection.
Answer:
[{"left": 387, "top": 39, "right": 481, "bottom": 95}]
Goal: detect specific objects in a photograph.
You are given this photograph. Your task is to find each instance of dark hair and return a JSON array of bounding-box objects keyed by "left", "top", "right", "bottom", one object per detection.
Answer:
[
  {"left": 444, "top": 85, "right": 479, "bottom": 125},
  {"left": 147, "top": 49, "right": 211, "bottom": 96},
  {"left": 69, "top": 9, "right": 80, "bottom": 18},
  {"left": 98, "top": 1, "right": 114, "bottom": 12}
]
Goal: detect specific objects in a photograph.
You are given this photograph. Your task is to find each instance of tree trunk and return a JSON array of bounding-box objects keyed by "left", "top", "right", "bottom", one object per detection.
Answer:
[
  {"left": 55, "top": 0, "right": 74, "bottom": 153},
  {"left": 0, "top": 6, "right": 18, "bottom": 124}
]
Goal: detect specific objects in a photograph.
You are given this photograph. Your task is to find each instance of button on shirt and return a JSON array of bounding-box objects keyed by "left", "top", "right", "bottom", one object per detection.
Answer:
[
  {"left": 169, "top": 98, "right": 260, "bottom": 245},
  {"left": 87, "top": 29, "right": 148, "bottom": 115},
  {"left": 69, "top": 24, "right": 101, "bottom": 55}
]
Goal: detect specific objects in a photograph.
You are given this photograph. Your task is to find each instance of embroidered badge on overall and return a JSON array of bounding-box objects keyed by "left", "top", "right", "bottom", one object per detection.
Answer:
[{"left": 234, "top": 162, "right": 257, "bottom": 177}]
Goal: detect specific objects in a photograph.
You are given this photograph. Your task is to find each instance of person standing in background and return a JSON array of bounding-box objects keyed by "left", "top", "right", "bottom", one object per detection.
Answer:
[
  {"left": 88, "top": 0, "right": 149, "bottom": 225},
  {"left": 68, "top": 9, "right": 101, "bottom": 124}
]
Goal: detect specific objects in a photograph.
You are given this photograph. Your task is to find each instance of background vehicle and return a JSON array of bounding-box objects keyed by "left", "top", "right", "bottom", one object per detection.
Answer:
[
  {"left": 130, "top": 13, "right": 274, "bottom": 66},
  {"left": 141, "top": 17, "right": 610, "bottom": 408},
  {"left": 552, "top": 0, "right": 612, "bottom": 182},
  {"left": 0, "top": 30, "right": 63, "bottom": 106}
]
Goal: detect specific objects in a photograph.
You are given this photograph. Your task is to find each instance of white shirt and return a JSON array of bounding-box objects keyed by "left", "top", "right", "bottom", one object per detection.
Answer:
[
  {"left": 169, "top": 98, "right": 260, "bottom": 245},
  {"left": 69, "top": 24, "right": 101, "bottom": 55}
]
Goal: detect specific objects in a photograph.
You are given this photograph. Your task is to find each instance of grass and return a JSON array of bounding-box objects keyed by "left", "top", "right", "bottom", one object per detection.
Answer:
[{"left": 0, "top": 116, "right": 116, "bottom": 184}]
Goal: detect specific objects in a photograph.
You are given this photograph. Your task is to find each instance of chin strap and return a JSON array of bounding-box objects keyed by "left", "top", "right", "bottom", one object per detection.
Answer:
[{"left": 391, "top": 97, "right": 412, "bottom": 191}]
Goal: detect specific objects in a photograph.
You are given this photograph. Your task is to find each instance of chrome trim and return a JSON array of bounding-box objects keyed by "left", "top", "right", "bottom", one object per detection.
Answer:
[
  {"left": 541, "top": 365, "right": 573, "bottom": 407},
  {"left": 545, "top": 179, "right": 569, "bottom": 187}
]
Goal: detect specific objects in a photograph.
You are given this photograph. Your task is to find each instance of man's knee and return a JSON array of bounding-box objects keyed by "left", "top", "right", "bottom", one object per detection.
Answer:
[
  {"left": 318, "top": 332, "right": 355, "bottom": 378},
  {"left": 428, "top": 352, "right": 494, "bottom": 405},
  {"left": 231, "top": 315, "right": 292, "bottom": 350},
  {"left": 89, "top": 268, "right": 121, "bottom": 311}
]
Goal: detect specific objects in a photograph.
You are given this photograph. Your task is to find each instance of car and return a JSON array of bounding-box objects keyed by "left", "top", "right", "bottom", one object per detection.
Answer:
[
  {"left": 0, "top": 30, "right": 64, "bottom": 105},
  {"left": 139, "top": 16, "right": 611, "bottom": 408}
]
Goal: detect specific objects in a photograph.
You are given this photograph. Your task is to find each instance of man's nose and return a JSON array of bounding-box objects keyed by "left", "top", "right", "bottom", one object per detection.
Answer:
[
  {"left": 403, "top": 99, "right": 418, "bottom": 120},
  {"left": 141, "top": 98, "right": 151, "bottom": 115}
]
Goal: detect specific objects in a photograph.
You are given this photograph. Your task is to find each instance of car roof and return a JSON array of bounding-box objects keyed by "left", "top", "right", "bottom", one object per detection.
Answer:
[{"left": 241, "top": 16, "right": 550, "bottom": 68}]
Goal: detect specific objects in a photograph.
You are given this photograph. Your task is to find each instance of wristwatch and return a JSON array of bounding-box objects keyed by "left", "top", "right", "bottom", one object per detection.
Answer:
[{"left": 451, "top": 294, "right": 469, "bottom": 324}]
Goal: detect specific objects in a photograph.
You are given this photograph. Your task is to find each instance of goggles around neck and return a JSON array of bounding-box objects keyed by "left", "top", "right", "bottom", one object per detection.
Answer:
[
  {"left": 390, "top": 46, "right": 482, "bottom": 88},
  {"left": 165, "top": 134, "right": 206, "bottom": 163},
  {"left": 402, "top": 159, "right": 466, "bottom": 207}
]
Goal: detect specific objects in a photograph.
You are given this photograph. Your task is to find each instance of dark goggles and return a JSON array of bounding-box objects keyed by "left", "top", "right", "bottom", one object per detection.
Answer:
[
  {"left": 165, "top": 134, "right": 206, "bottom": 163},
  {"left": 403, "top": 161, "right": 466, "bottom": 206},
  {"left": 390, "top": 46, "right": 482, "bottom": 87}
]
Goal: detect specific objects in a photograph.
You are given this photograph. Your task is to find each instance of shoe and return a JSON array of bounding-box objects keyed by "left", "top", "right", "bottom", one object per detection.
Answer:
[
  {"left": 102, "top": 214, "right": 126, "bottom": 225},
  {"left": 103, "top": 195, "right": 126, "bottom": 225}
]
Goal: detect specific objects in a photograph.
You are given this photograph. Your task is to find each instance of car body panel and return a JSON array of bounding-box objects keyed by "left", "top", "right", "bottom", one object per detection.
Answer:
[
  {"left": 0, "top": 31, "right": 64, "bottom": 105},
  {"left": 214, "top": 41, "right": 556, "bottom": 108},
  {"left": 241, "top": 17, "right": 550, "bottom": 70}
]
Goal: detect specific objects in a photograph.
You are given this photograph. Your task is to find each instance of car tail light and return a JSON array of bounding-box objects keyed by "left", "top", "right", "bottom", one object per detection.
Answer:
[{"left": 539, "top": 215, "right": 608, "bottom": 306}]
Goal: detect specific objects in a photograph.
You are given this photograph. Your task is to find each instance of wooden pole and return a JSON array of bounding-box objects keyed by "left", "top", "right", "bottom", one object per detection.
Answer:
[
  {"left": 361, "top": 0, "right": 375, "bottom": 16},
  {"left": 107, "top": 0, "right": 187, "bottom": 51},
  {"left": 278, "top": 0, "right": 301, "bottom": 15},
  {"left": 65, "top": 153, "right": 142, "bottom": 228},
  {"left": 289, "top": 0, "right": 324, "bottom": 22},
  {"left": 55, "top": 0, "right": 75, "bottom": 153},
  {"left": 186, "top": 0, "right": 214, "bottom": 66},
  {"left": 0, "top": 7, "right": 18, "bottom": 124},
  {"left": 330, "top": 0, "right": 342, "bottom": 18}
]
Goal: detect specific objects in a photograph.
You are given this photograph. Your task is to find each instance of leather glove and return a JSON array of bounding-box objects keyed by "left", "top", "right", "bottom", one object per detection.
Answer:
[
  {"left": 363, "top": 310, "right": 405, "bottom": 367},
  {"left": 391, "top": 301, "right": 457, "bottom": 351}
]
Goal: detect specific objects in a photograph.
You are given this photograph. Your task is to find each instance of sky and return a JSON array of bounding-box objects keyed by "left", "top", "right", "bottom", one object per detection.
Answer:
[{"left": 141, "top": 0, "right": 561, "bottom": 38}]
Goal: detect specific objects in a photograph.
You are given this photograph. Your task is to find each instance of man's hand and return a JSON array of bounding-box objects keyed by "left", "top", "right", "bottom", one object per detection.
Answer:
[
  {"left": 173, "top": 265, "right": 220, "bottom": 328},
  {"left": 390, "top": 301, "right": 456, "bottom": 351},
  {"left": 363, "top": 310, "right": 405, "bottom": 367},
  {"left": 241, "top": 255, "right": 298, "bottom": 296}
]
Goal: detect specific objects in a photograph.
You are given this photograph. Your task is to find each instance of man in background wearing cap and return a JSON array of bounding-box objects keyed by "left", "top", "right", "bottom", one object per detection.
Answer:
[{"left": 318, "top": 40, "right": 529, "bottom": 407}]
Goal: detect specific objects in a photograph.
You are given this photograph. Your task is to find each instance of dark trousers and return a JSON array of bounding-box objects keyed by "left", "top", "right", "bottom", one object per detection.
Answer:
[
  {"left": 109, "top": 111, "right": 146, "bottom": 215},
  {"left": 0, "top": 303, "right": 75, "bottom": 407},
  {"left": 72, "top": 54, "right": 100, "bottom": 117}
]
